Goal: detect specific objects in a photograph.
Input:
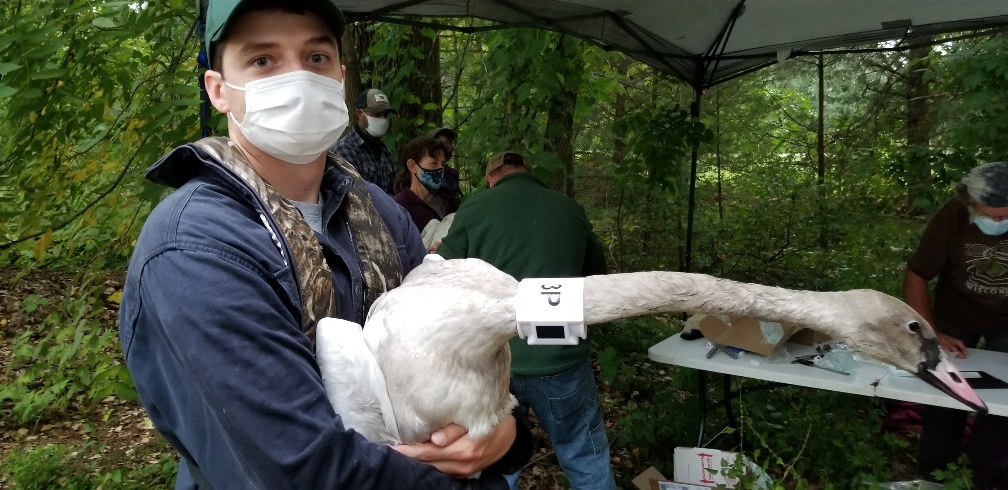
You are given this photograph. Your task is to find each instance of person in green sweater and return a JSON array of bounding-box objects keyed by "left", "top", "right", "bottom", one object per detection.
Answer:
[{"left": 438, "top": 151, "right": 615, "bottom": 490}]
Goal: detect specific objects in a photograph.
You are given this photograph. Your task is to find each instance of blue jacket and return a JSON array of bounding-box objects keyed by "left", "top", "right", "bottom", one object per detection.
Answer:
[{"left": 119, "top": 142, "right": 506, "bottom": 489}]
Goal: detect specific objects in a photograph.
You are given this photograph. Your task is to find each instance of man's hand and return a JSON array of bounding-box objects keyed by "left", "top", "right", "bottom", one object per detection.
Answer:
[
  {"left": 938, "top": 332, "right": 968, "bottom": 359},
  {"left": 392, "top": 416, "right": 517, "bottom": 478}
]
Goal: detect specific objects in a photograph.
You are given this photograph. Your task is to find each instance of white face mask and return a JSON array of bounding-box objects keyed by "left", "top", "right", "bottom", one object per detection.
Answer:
[
  {"left": 364, "top": 115, "right": 389, "bottom": 138},
  {"left": 223, "top": 70, "right": 349, "bottom": 164}
]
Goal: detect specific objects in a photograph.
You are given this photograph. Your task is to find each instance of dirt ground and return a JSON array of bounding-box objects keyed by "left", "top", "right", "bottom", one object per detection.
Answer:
[{"left": 0, "top": 266, "right": 612, "bottom": 488}]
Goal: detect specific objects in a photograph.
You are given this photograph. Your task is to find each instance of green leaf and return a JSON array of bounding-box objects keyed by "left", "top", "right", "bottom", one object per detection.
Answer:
[
  {"left": 0, "top": 62, "right": 20, "bottom": 75},
  {"left": 30, "top": 68, "right": 67, "bottom": 80},
  {"left": 93, "top": 17, "right": 117, "bottom": 29}
]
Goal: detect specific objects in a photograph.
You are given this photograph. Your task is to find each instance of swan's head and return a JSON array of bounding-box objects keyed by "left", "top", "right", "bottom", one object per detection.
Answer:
[{"left": 836, "top": 290, "right": 987, "bottom": 414}]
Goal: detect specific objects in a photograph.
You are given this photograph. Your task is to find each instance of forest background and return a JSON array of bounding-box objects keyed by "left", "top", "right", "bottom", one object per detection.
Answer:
[{"left": 1, "top": 1, "right": 1007, "bottom": 488}]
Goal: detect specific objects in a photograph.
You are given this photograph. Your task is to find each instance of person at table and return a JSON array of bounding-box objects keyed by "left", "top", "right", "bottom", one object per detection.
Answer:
[{"left": 904, "top": 160, "right": 1008, "bottom": 489}]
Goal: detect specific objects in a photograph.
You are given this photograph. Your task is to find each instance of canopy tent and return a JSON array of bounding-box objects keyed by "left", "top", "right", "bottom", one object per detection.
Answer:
[
  {"left": 325, "top": 1, "right": 1008, "bottom": 269},
  {"left": 333, "top": 1, "right": 1008, "bottom": 89}
]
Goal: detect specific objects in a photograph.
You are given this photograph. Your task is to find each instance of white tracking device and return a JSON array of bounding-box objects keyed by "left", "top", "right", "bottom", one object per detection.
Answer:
[{"left": 515, "top": 277, "right": 586, "bottom": 345}]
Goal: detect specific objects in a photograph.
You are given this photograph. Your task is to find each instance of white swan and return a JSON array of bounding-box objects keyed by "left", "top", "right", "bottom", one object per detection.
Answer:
[{"left": 317, "top": 256, "right": 987, "bottom": 445}]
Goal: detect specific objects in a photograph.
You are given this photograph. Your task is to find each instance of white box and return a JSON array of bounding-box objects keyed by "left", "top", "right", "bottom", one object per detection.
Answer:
[
  {"left": 673, "top": 447, "right": 773, "bottom": 489},
  {"left": 673, "top": 447, "right": 740, "bottom": 487}
]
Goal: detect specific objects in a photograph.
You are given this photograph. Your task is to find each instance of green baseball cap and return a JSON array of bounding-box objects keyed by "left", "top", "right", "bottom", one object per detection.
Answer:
[{"left": 204, "top": 0, "right": 346, "bottom": 54}]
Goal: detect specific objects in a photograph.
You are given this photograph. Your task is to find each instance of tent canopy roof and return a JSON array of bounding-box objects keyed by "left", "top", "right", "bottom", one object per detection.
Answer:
[{"left": 333, "top": 0, "right": 1008, "bottom": 88}]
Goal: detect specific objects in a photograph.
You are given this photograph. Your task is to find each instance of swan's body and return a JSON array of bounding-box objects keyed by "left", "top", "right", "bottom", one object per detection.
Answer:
[
  {"left": 318, "top": 256, "right": 987, "bottom": 445},
  {"left": 316, "top": 317, "right": 400, "bottom": 444}
]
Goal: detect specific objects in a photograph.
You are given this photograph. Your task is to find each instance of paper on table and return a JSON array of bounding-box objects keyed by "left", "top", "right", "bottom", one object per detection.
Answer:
[{"left": 888, "top": 365, "right": 914, "bottom": 377}]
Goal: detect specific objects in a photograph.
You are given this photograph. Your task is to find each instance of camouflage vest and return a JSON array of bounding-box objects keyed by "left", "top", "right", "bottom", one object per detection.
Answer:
[{"left": 193, "top": 137, "right": 403, "bottom": 346}]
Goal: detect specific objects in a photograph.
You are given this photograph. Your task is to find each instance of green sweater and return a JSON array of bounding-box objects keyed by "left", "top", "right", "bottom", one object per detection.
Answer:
[{"left": 438, "top": 172, "right": 607, "bottom": 375}]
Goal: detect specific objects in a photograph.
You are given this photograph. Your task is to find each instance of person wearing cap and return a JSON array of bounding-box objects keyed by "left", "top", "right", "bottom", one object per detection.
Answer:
[
  {"left": 330, "top": 88, "right": 398, "bottom": 194},
  {"left": 438, "top": 152, "right": 616, "bottom": 490},
  {"left": 427, "top": 126, "right": 464, "bottom": 210},
  {"left": 905, "top": 161, "right": 1008, "bottom": 488},
  {"left": 118, "top": 1, "right": 528, "bottom": 488}
]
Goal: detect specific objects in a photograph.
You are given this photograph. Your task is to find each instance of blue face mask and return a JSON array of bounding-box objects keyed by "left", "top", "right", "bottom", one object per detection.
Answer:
[
  {"left": 974, "top": 216, "right": 1008, "bottom": 236},
  {"left": 417, "top": 167, "right": 444, "bottom": 193}
]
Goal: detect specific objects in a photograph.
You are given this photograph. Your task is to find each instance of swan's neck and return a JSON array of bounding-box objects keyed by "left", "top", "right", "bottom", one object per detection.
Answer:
[{"left": 583, "top": 272, "right": 844, "bottom": 339}]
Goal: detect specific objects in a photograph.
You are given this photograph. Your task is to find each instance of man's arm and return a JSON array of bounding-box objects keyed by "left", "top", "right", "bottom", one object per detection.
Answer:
[
  {"left": 123, "top": 249, "right": 503, "bottom": 489},
  {"left": 903, "top": 268, "right": 966, "bottom": 358},
  {"left": 435, "top": 208, "right": 470, "bottom": 259}
]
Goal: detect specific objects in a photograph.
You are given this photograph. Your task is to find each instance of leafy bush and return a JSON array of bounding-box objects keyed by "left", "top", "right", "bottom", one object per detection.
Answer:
[
  {"left": 0, "top": 444, "right": 94, "bottom": 490},
  {"left": 0, "top": 270, "right": 134, "bottom": 424},
  {"left": 0, "top": 442, "right": 176, "bottom": 490}
]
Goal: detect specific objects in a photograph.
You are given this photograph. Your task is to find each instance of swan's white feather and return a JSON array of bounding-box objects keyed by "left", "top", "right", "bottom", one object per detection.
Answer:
[{"left": 316, "top": 317, "right": 400, "bottom": 445}]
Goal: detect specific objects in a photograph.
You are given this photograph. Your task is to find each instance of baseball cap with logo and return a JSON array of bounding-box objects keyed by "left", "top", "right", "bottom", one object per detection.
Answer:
[
  {"left": 204, "top": 0, "right": 345, "bottom": 58},
  {"left": 356, "top": 89, "right": 397, "bottom": 115}
]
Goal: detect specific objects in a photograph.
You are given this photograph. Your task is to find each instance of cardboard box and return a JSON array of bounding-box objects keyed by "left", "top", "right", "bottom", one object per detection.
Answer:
[
  {"left": 632, "top": 466, "right": 713, "bottom": 490},
  {"left": 672, "top": 447, "right": 773, "bottom": 489},
  {"left": 673, "top": 447, "right": 742, "bottom": 487},
  {"left": 694, "top": 314, "right": 801, "bottom": 356},
  {"left": 788, "top": 327, "right": 831, "bottom": 346}
]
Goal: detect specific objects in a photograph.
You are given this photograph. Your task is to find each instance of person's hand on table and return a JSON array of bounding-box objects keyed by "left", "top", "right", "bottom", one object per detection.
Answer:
[
  {"left": 392, "top": 416, "right": 517, "bottom": 477},
  {"left": 938, "top": 332, "right": 968, "bottom": 359}
]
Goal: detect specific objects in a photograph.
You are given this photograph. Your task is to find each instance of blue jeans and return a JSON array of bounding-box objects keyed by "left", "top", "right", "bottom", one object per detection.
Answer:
[{"left": 505, "top": 358, "right": 616, "bottom": 490}]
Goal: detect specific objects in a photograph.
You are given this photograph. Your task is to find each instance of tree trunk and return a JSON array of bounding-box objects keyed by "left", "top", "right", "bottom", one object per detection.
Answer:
[
  {"left": 398, "top": 25, "right": 443, "bottom": 139},
  {"left": 817, "top": 54, "right": 825, "bottom": 187},
  {"left": 342, "top": 23, "right": 374, "bottom": 113},
  {"left": 905, "top": 36, "right": 934, "bottom": 214},
  {"left": 612, "top": 58, "right": 630, "bottom": 168},
  {"left": 543, "top": 35, "right": 583, "bottom": 197}
]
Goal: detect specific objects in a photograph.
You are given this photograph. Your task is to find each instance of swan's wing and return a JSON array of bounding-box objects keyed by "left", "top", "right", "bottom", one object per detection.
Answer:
[
  {"left": 316, "top": 317, "right": 401, "bottom": 445},
  {"left": 364, "top": 256, "right": 520, "bottom": 443}
]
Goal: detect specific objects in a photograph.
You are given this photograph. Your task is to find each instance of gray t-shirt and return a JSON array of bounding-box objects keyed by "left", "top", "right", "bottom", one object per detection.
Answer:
[{"left": 290, "top": 197, "right": 324, "bottom": 234}]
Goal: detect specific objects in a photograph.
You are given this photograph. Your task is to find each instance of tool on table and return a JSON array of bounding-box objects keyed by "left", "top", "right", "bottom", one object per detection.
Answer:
[
  {"left": 706, "top": 343, "right": 740, "bottom": 359},
  {"left": 681, "top": 328, "right": 704, "bottom": 341},
  {"left": 792, "top": 354, "right": 849, "bottom": 375}
]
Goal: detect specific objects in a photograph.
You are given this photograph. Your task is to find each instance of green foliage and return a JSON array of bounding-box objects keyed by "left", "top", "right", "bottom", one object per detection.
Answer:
[
  {"left": 362, "top": 22, "right": 435, "bottom": 153},
  {"left": 737, "top": 387, "right": 910, "bottom": 486},
  {"left": 592, "top": 316, "right": 697, "bottom": 482},
  {"left": 617, "top": 100, "right": 712, "bottom": 194},
  {"left": 1, "top": 443, "right": 94, "bottom": 490},
  {"left": 0, "top": 0, "right": 198, "bottom": 269},
  {"left": 0, "top": 442, "right": 176, "bottom": 489},
  {"left": 930, "top": 462, "right": 973, "bottom": 490},
  {"left": 1, "top": 270, "right": 134, "bottom": 424},
  {"left": 443, "top": 27, "right": 598, "bottom": 188},
  {"left": 937, "top": 34, "right": 1008, "bottom": 162}
]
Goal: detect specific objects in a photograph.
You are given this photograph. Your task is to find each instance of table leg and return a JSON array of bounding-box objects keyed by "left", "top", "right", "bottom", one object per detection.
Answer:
[
  {"left": 695, "top": 371, "right": 744, "bottom": 448},
  {"left": 696, "top": 369, "right": 708, "bottom": 447},
  {"left": 723, "top": 373, "right": 741, "bottom": 447}
]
